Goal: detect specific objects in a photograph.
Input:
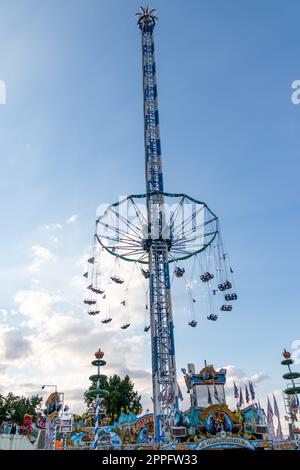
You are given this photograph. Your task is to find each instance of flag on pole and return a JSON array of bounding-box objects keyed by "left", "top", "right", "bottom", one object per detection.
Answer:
[
  {"left": 177, "top": 382, "right": 183, "bottom": 401},
  {"left": 249, "top": 381, "right": 255, "bottom": 400},
  {"left": 233, "top": 381, "right": 239, "bottom": 399},
  {"left": 267, "top": 396, "right": 275, "bottom": 437},
  {"left": 238, "top": 387, "right": 244, "bottom": 408},
  {"left": 207, "top": 386, "right": 212, "bottom": 405},
  {"left": 245, "top": 384, "right": 250, "bottom": 404},
  {"left": 214, "top": 385, "right": 219, "bottom": 402},
  {"left": 273, "top": 394, "right": 283, "bottom": 440},
  {"left": 257, "top": 400, "right": 264, "bottom": 424}
]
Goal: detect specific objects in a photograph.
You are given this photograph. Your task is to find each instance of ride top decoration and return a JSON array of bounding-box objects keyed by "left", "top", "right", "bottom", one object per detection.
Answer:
[
  {"left": 86, "top": 348, "right": 109, "bottom": 450},
  {"left": 182, "top": 362, "right": 227, "bottom": 408},
  {"left": 44, "top": 391, "right": 61, "bottom": 450},
  {"left": 281, "top": 349, "right": 300, "bottom": 440},
  {"left": 83, "top": 6, "right": 238, "bottom": 443},
  {"left": 166, "top": 360, "right": 271, "bottom": 450}
]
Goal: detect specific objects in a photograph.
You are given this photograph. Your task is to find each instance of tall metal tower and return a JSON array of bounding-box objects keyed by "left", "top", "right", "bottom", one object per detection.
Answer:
[
  {"left": 91, "top": 6, "right": 221, "bottom": 443},
  {"left": 136, "top": 7, "right": 178, "bottom": 441}
]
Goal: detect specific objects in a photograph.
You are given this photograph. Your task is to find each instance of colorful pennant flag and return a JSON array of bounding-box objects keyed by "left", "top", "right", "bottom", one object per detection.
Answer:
[
  {"left": 249, "top": 381, "right": 255, "bottom": 400},
  {"left": 257, "top": 400, "right": 264, "bottom": 424},
  {"left": 238, "top": 387, "right": 244, "bottom": 408},
  {"left": 273, "top": 394, "right": 283, "bottom": 440},
  {"left": 233, "top": 381, "right": 239, "bottom": 399},
  {"left": 245, "top": 384, "right": 250, "bottom": 404},
  {"left": 177, "top": 382, "right": 183, "bottom": 402},
  {"left": 267, "top": 396, "right": 275, "bottom": 437},
  {"left": 207, "top": 386, "right": 212, "bottom": 405},
  {"left": 214, "top": 385, "right": 219, "bottom": 403}
]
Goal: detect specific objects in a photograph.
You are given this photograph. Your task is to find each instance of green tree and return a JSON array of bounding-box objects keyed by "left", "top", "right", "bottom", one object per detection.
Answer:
[
  {"left": 84, "top": 374, "right": 142, "bottom": 421},
  {"left": 0, "top": 393, "right": 43, "bottom": 425}
]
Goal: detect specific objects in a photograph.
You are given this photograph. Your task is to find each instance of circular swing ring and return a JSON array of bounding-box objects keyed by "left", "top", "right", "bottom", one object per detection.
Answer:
[{"left": 95, "top": 192, "right": 219, "bottom": 265}]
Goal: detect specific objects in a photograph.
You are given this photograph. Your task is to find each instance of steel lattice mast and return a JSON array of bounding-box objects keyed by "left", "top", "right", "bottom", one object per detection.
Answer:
[
  {"left": 93, "top": 6, "right": 223, "bottom": 444},
  {"left": 136, "top": 7, "right": 178, "bottom": 441}
]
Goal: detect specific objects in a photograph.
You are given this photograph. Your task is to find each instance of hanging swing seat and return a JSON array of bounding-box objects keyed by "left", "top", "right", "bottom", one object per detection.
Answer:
[
  {"left": 225, "top": 293, "right": 237, "bottom": 301},
  {"left": 200, "top": 272, "right": 214, "bottom": 282},
  {"left": 220, "top": 304, "right": 232, "bottom": 311},
  {"left": 174, "top": 267, "right": 185, "bottom": 278},
  {"left": 144, "top": 325, "right": 151, "bottom": 332},
  {"left": 88, "top": 310, "right": 100, "bottom": 316},
  {"left": 207, "top": 314, "right": 218, "bottom": 321},
  {"left": 101, "top": 318, "right": 112, "bottom": 324},
  {"left": 111, "top": 276, "right": 124, "bottom": 284},
  {"left": 121, "top": 323, "right": 131, "bottom": 329},
  {"left": 218, "top": 280, "right": 232, "bottom": 291},
  {"left": 141, "top": 268, "right": 150, "bottom": 279},
  {"left": 91, "top": 287, "right": 105, "bottom": 294},
  {"left": 188, "top": 320, "right": 198, "bottom": 327},
  {"left": 84, "top": 299, "right": 97, "bottom": 305}
]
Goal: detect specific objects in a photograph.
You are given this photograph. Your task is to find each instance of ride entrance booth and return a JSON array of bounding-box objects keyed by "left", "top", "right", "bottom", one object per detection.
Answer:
[
  {"left": 184, "top": 362, "right": 226, "bottom": 408},
  {"left": 168, "top": 361, "right": 272, "bottom": 451}
]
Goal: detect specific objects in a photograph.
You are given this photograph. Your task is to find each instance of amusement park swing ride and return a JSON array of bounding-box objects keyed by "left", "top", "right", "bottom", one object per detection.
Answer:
[{"left": 82, "top": 7, "right": 238, "bottom": 442}]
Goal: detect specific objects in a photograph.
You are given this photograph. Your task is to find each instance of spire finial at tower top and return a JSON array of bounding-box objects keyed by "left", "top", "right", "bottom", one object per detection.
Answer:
[
  {"left": 95, "top": 348, "right": 104, "bottom": 359},
  {"left": 136, "top": 6, "right": 158, "bottom": 30},
  {"left": 282, "top": 349, "right": 291, "bottom": 359}
]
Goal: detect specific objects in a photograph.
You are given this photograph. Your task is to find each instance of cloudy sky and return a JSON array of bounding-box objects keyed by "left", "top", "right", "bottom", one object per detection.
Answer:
[{"left": 0, "top": 0, "right": 300, "bottom": 433}]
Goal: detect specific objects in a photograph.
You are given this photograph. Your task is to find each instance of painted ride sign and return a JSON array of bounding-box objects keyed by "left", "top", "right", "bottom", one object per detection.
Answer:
[{"left": 196, "top": 435, "right": 255, "bottom": 450}]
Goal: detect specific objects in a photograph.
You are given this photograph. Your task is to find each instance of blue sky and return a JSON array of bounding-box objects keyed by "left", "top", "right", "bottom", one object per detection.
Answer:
[{"left": 0, "top": 0, "right": 300, "bottom": 425}]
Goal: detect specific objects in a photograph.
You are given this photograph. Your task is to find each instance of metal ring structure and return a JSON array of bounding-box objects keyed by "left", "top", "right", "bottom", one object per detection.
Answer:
[{"left": 95, "top": 192, "right": 219, "bottom": 265}]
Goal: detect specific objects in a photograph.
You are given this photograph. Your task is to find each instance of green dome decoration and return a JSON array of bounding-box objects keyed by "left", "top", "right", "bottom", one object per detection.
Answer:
[
  {"left": 284, "top": 387, "right": 300, "bottom": 395},
  {"left": 92, "top": 359, "right": 106, "bottom": 367},
  {"left": 89, "top": 374, "right": 107, "bottom": 382},
  {"left": 281, "top": 359, "right": 294, "bottom": 366},
  {"left": 282, "top": 372, "right": 300, "bottom": 380},
  {"left": 86, "top": 388, "right": 109, "bottom": 397}
]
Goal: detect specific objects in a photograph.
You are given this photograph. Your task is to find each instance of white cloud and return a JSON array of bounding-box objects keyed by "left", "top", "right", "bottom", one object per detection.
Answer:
[
  {"left": 70, "top": 275, "right": 86, "bottom": 291},
  {"left": 4, "top": 329, "right": 32, "bottom": 360},
  {"left": 0, "top": 308, "right": 8, "bottom": 318},
  {"left": 0, "top": 268, "right": 152, "bottom": 414},
  {"left": 52, "top": 236, "right": 59, "bottom": 244},
  {"left": 29, "top": 245, "right": 55, "bottom": 272},
  {"left": 0, "top": 243, "right": 285, "bottom": 420},
  {"left": 224, "top": 364, "right": 269, "bottom": 404},
  {"left": 66, "top": 214, "right": 78, "bottom": 224},
  {"left": 14, "top": 288, "right": 62, "bottom": 329}
]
